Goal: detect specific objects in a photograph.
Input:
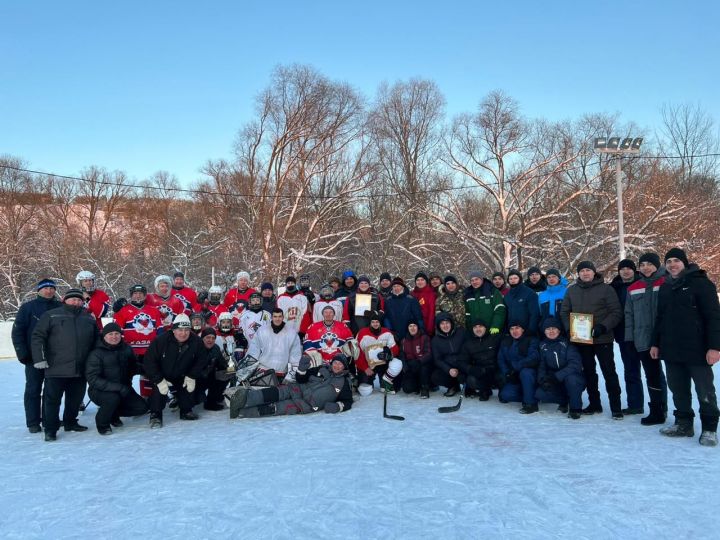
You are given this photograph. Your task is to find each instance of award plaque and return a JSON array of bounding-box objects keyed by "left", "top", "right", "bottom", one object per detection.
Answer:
[
  {"left": 569, "top": 313, "right": 594, "bottom": 344},
  {"left": 354, "top": 293, "right": 372, "bottom": 316}
]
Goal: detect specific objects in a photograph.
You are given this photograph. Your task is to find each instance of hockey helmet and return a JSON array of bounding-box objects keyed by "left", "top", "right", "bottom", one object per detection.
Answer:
[
  {"left": 208, "top": 285, "right": 223, "bottom": 304},
  {"left": 217, "top": 311, "right": 234, "bottom": 332},
  {"left": 76, "top": 270, "right": 96, "bottom": 291},
  {"left": 319, "top": 283, "right": 334, "bottom": 300},
  {"left": 248, "top": 292, "right": 262, "bottom": 311}
]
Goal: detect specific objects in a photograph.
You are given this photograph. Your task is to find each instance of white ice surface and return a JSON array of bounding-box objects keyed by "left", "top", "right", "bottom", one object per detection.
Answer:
[{"left": 1, "top": 325, "right": 719, "bottom": 539}]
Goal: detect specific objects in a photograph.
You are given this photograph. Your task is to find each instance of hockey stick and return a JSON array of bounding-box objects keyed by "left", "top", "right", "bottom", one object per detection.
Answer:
[
  {"left": 383, "top": 392, "right": 404, "bottom": 421},
  {"left": 438, "top": 384, "right": 464, "bottom": 414}
]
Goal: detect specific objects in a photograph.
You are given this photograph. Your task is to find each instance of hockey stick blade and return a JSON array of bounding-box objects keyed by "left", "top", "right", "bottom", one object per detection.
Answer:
[
  {"left": 383, "top": 392, "right": 405, "bottom": 421},
  {"left": 438, "top": 395, "right": 463, "bottom": 413}
]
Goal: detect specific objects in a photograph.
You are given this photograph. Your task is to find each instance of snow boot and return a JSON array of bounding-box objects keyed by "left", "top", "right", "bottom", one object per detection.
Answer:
[
  {"left": 699, "top": 431, "right": 718, "bottom": 447},
  {"left": 568, "top": 409, "right": 582, "bottom": 420},
  {"left": 98, "top": 426, "right": 112, "bottom": 436},
  {"left": 612, "top": 411, "right": 624, "bottom": 420},
  {"left": 28, "top": 425, "right": 42, "bottom": 434},
  {"left": 660, "top": 415, "right": 694, "bottom": 437},
  {"left": 44, "top": 431, "right": 57, "bottom": 442},
  {"left": 582, "top": 404, "right": 603, "bottom": 415},
  {"left": 557, "top": 404, "right": 569, "bottom": 414},
  {"left": 443, "top": 386, "right": 459, "bottom": 398},
  {"left": 478, "top": 390, "right": 491, "bottom": 402},
  {"left": 464, "top": 387, "right": 477, "bottom": 398},
  {"left": 64, "top": 423, "right": 89, "bottom": 432},
  {"left": 149, "top": 413, "right": 162, "bottom": 429},
  {"left": 180, "top": 411, "right": 199, "bottom": 421},
  {"left": 420, "top": 387, "right": 430, "bottom": 399},
  {"left": 111, "top": 418, "right": 124, "bottom": 428},
  {"left": 622, "top": 407, "right": 644, "bottom": 415},
  {"left": 641, "top": 403, "right": 666, "bottom": 426},
  {"left": 519, "top": 403, "right": 539, "bottom": 414}
]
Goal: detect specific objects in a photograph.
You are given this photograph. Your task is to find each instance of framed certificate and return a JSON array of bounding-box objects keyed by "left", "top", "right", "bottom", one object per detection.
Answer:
[
  {"left": 569, "top": 313, "right": 594, "bottom": 344},
  {"left": 354, "top": 293, "right": 372, "bottom": 316}
]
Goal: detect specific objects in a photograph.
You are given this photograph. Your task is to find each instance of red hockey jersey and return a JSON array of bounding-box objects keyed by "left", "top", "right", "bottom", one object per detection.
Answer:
[
  {"left": 171, "top": 285, "right": 199, "bottom": 315},
  {"left": 303, "top": 320, "right": 354, "bottom": 364},
  {"left": 84, "top": 289, "right": 111, "bottom": 329},
  {"left": 113, "top": 303, "right": 164, "bottom": 356},
  {"left": 146, "top": 293, "right": 185, "bottom": 328}
]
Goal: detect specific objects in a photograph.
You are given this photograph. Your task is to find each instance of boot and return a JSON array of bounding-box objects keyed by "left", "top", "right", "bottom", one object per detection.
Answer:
[
  {"left": 444, "top": 386, "right": 459, "bottom": 397},
  {"left": 612, "top": 411, "right": 624, "bottom": 420},
  {"left": 478, "top": 390, "right": 491, "bottom": 402},
  {"left": 568, "top": 409, "right": 582, "bottom": 420},
  {"left": 622, "top": 407, "right": 644, "bottom": 415},
  {"left": 111, "top": 418, "right": 124, "bottom": 427},
  {"left": 44, "top": 431, "right": 57, "bottom": 442},
  {"left": 582, "top": 404, "right": 603, "bottom": 415},
  {"left": 64, "top": 423, "right": 89, "bottom": 432},
  {"left": 641, "top": 403, "right": 666, "bottom": 426},
  {"left": 420, "top": 387, "right": 430, "bottom": 399},
  {"left": 519, "top": 403, "right": 539, "bottom": 414},
  {"left": 149, "top": 413, "right": 162, "bottom": 429},
  {"left": 660, "top": 415, "right": 694, "bottom": 437},
  {"left": 98, "top": 426, "right": 112, "bottom": 436},
  {"left": 180, "top": 411, "right": 199, "bottom": 421},
  {"left": 557, "top": 404, "right": 569, "bottom": 414},
  {"left": 699, "top": 431, "right": 718, "bottom": 447}
]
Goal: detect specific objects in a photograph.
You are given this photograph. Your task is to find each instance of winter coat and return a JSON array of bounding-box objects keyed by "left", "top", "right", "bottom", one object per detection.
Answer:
[
  {"left": 400, "top": 331, "right": 433, "bottom": 368},
  {"left": 652, "top": 264, "right": 720, "bottom": 365},
  {"left": 412, "top": 285, "right": 437, "bottom": 336},
  {"left": 498, "top": 335, "right": 540, "bottom": 374},
  {"left": 86, "top": 340, "right": 135, "bottom": 393},
  {"left": 246, "top": 322, "right": 302, "bottom": 374},
  {"left": 295, "top": 364, "right": 353, "bottom": 412},
  {"left": 343, "top": 288, "right": 384, "bottom": 335},
  {"left": 538, "top": 278, "right": 568, "bottom": 332},
  {"left": 384, "top": 291, "right": 425, "bottom": 341},
  {"left": 431, "top": 313, "right": 467, "bottom": 373},
  {"left": 435, "top": 285, "right": 466, "bottom": 328},
  {"left": 464, "top": 281, "right": 506, "bottom": 331},
  {"left": 457, "top": 332, "right": 500, "bottom": 374},
  {"left": 560, "top": 275, "right": 622, "bottom": 345},
  {"left": 537, "top": 337, "right": 584, "bottom": 383},
  {"left": 143, "top": 331, "right": 208, "bottom": 383},
  {"left": 610, "top": 273, "right": 639, "bottom": 342},
  {"left": 11, "top": 294, "right": 63, "bottom": 364},
  {"left": 623, "top": 268, "right": 666, "bottom": 352},
  {"left": 524, "top": 276, "right": 547, "bottom": 294},
  {"left": 30, "top": 305, "right": 99, "bottom": 378},
  {"left": 504, "top": 284, "right": 540, "bottom": 336}
]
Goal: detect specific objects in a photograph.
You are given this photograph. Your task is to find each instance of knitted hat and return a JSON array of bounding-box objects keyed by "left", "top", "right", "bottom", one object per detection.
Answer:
[
  {"left": 391, "top": 277, "right": 405, "bottom": 287},
  {"left": 173, "top": 271, "right": 184, "bottom": 279},
  {"left": 491, "top": 271, "right": 505, "bottom": 280},
  {"left": 63, "top": 288, "right": 84, "bottom": 302},
  {"left": 576, "top": 261, "right": 596, "bottom": 273},
  {"left": 201, "top": 327, "right": 217, "bottom": 338},
  {"left": 330, "top": 353, "right": 349, "bottom": 370},
  {"left": 546, "top": 268, "right": 561, "bottom": 279},
  {"left": 664, "top": 248, "right": 688, "bottom": 267},
  {"left": 379, "top": 272, "right": 392, "bottom": 282},
  {"left": 364, "top": 309, "right": 383, "bottom": 323},
  {"left": 414, "top": 272, "right": 429, "bottom": 282},
  {"left": 541, "top": 317, "right": 562, "bottom": 332},
  {"left": 260, "top": 282, "right": 274, "bottom": 291},
  {"left": 507, "top": 269, "right": 523, "bottom": 282},
  {"left": 443, "top": 275, "right": 458, "bottom": 285},
  {"left": 172, "top": 313, "right": 191, "bottom": 329},
  {"left": 357, "top": 275, "right": 371, "bottom": 284},
  {"left": 617, "top": 259, "right": 637, "bottom": 272},
  {"left": 285, "top": 275, "right": 296, "bottom": 284},
  {"left": 471, "top": 318, "right": 489, "bottom": 328},
  {"left": 36, "top": 278, "right": 57, "bottom": 291},
  {"left": 527, "top": 266, "right": 542, "bottom": 278},
  {"left": 236, "top": 271, "right": 250, "bottom": 281},
  {"left": 429, "top": 272, "right": 442, "bottom": 280},
  {"left": 638, "top": 252, "right": 661, "bottom": 269},
  {"left": 469, "top": 270, "right": 483, "bottom": 279},
  {"left": 342, "top": 269, "right": 356, "bottom": 280},
  {"left": 508, "top": 320, "right": 525, "bottom": 329},
  {"left": 101, "top": 322, "right": 122, "bottom": 337}
]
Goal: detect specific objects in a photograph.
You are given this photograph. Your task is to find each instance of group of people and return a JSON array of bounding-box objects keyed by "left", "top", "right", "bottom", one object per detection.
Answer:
[{"left": 12, "top": 247, "right": 720, "bottom": 447}]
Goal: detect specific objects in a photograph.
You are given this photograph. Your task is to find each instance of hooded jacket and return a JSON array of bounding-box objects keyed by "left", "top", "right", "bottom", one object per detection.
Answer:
[
  {"left": 464, "top": 281, "right": 506, "bottom": 332},
  {"left": 431, "top": 313, "right": 466, "bottom": 373},
  {"left": 560, "top": 274, "right": 622, "bottom": 345},
  {"left": 504, "top": 283, "right": 540, "bottom": 336},
  {"left": 538, "top": 277, "right": 568, "bottom": 331}
]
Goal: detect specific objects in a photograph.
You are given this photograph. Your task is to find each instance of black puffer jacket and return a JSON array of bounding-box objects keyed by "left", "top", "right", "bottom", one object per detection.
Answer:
[
  {"left": 431, "top": 313, "right": 466, "bottom": 372},
  {"left": 30, "top": 305, "right": 99, "bottom": 377},
  {"left": 653, "top": 265, "right": 720, "bottom": 364},
  {"left": 11, "top": 295, "right": 63, "bottom": 364},
  {"left": 457, "top": 332, "right": 500, "bottom": 374},
  {"left": 86, "top": 340, "right": 135, "bottom": 393},
  {"left": 560, "top": 274, "right": 622, "bottom": 345},
  {"left": 144, "top": 331, "right": 208, "bottom": 383}
]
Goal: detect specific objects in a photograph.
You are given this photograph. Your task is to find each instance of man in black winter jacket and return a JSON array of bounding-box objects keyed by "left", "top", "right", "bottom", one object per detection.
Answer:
[
  {"left": 651, "top": 248, "right": 720, "bottom": 446},
  {"left": 457, "top": 319, "right": 500, "bottom": 400},
  {"left": 31, "top": 288, "right": 99, "bottom": 441},
  {"left": 11, "top": 278, "right": 62, "bottom": 433},
  {"left": 431, "top": 313, "right": 466, "bottom": 397},
  {"left": 86, "top": 322, "right": 149, "bottom": 435},
  {"left": 144, "top": 313, "right": 208, "bottom": 428}
]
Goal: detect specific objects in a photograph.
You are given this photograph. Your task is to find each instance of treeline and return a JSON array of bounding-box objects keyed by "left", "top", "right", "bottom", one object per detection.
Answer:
[{"left": 1, "top": 64, "right": 718, "bottom": 318}]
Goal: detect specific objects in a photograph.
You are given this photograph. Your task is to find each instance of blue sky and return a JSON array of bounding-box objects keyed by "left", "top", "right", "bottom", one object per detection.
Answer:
[{"left": 1, "top": 1, "right": 718, "bottom": 185}]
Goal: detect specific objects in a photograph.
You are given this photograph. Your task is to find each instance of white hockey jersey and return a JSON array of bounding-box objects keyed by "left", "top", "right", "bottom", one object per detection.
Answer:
[{"left": 239, "top": 309, "right": 271, "bottom": 342}]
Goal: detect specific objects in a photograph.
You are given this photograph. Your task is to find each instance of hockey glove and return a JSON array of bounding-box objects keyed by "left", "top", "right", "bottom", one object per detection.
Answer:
[
  {"left": 324, "top": 402, "right": 342, "bottom": 414},
  {"left": 298, "top": 354, "right": 312, "bottom": 373},
  {"left": 183, "top": 376, "right": 196, "bottom": 393},
  {"left": 591, "top": 324, "right": 607, "bottom": 338},
  {"left": 33, "top": 360, "right": 49, "bottom": 370},
  {"left": 112, "top": 298, "right": 127, "bottom": 314},
  {"left": 156, "top": 379, "right": 171, "bottom": 395},
  {"left": 197, "top": 291, "right": 208, "bottom": 305},
  {"left": 489, "top": 327, "right": 500, "bottom": 335}
]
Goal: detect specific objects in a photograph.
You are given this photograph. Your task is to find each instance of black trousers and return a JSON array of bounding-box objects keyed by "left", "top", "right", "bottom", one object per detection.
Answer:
[
  {"left": 148, "top": 377, "right": 195, "bottom": 417},
  {"left": 196, "top": 376, "right": 230, "bottom": 405},
  {"left": 637, "top": 349, "right": 668, "bottom": 409},
  {"left": 401, "top": 361, "right": 432, "bottom": 393},
  {"left": 43, "top": 377, "right": 86, "bottom": 433},
  {"left": 89, "top": 388, "right": 149, "bottom": 429},
  {"left": 576, "top": 343, "right": 621, "bottom": 412},
  {"left": 665, "top": 361, "right": 719, "bottom": 430},
  {"left": 431, "top": 368, "right": 460, "bottom": 391},
  {"left": 464, "top": 366, "right": 495, "bottom": 394},
  {"left": 24, "top": 362, "right": 45, "bottom": 428}
]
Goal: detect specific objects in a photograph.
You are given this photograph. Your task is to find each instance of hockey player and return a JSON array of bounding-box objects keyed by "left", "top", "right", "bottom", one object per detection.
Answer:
[
  {"left": 298, "top": 273, "right": 318, "bottom": 307},
  {"left": 76, "top": 270, "right": 111, "bottom": 330},
  {"left": 228, "top": 352, "right": 353, "bottom": 419},
  {"left": 303, "top": 305, "right": 355, "bottom": 365},
  {"left": 224, "top": 271, "right": 257, "bottom": 311},
  {"left": 146, "top": 275, "right": 185, "bottom": 329},
  {"left": 190, "top": 312, "right": 206, "bottom": 335},
  {"left": 239, "top": 292, "right": 271, "bottom": 342},
  {"left": 355, "top": 310, "right": 401, "bottom": 395},
  {"left": 113, "top": 284, "right": 164, "bottom": 382},
  {"left": 171, "top": 271, "right": 199, "bottom": 315},
  {"left": 310, "top": 284, "right": 343, "bottom": 324},
  {"left": 244, "top": 308, "right": 303, "bottom": 382},
  {"left": 277, "top": 276, "right": 309, "bottom": 334},
  {"left": 205, "top": 285, "right": 229, "bottom": 329},
  {"left": 216, "top": 311, "right": 247, "bottom": 367}
]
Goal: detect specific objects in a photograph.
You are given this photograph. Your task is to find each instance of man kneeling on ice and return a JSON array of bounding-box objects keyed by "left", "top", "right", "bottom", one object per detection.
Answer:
[{"left": 227, "top": 353, "right": 353, "bottom": 419}]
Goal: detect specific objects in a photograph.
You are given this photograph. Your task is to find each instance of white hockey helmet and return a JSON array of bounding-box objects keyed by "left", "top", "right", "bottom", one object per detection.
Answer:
[
  {"left": 154, "top": 275, "right": 172, "bottom": 291},
  {"left": 218, "top": 311, "right": 234, "bottom": 332},
  {"left": 76, "top": 270, "right": 96, "bottom": 291},
  {"left": 358, "top": 383, "right": 373, "bottom": 397},
  {"left": 208, "top": 285, "right": 224, "bottom": 304}
]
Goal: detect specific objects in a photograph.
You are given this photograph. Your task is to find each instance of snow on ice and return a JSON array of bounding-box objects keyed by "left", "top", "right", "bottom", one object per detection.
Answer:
[{"left": 0, "top": 323, "right": 718, "bottom": 539}]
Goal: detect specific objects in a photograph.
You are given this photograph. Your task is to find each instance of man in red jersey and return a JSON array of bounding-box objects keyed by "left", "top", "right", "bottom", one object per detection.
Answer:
[
  {"left": 147, "top": 275, "right": 186, "bottom": 329},
  {"left": 76, "top": 270, "right": 111, "bottom": 330},
  {"left": 171, "top": 271, "right": 199, "bottom": 315}
]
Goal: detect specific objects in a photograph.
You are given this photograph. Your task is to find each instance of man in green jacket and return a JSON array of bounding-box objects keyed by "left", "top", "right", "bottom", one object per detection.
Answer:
[{"left": 464, "top": 271, "right": 506, "bottom": 335}]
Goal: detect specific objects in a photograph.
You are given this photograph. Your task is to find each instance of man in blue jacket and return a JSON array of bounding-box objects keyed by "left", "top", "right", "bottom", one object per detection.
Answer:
[
  {"left": 505, "top": 270, "right": 540, "bottom": 336},
  {"left": 384, "top": 277, "right": 424, "bottom": 341},
  {"left": 11, "top": 279, "right": 63, "bottom": 434}
]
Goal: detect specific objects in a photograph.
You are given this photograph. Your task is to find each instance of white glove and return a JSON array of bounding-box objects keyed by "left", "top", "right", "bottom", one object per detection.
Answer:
[
  {"left": 33, "top": 361, "right": 49, "bottom": 369},
  {"left": 183, "top": 376, "right": 196, "bottom": 393},
  {"left": 156, "top": 379, "right": 170, "bottom": 395}
]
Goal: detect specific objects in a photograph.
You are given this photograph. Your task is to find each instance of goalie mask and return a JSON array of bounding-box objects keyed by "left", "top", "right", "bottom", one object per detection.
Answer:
[
  {"left": 217, "top": 311, "right": 234, "bottom": 333},
  {"left": 76, "top": 270, "right": 96, "bottom": 292},
  {"left": 248, "top": 292, "right": 262, "bottom": 312},
  {"left": 319, "top": 284, "right": 334, "bottom": 301},
  {"left": 208, "top": 285, "right": 223, "bottom": 305},
  {"left": 298, "top": 273, "right": 311, "bottom": 289},
  {"left": 190, "top": 312, "right": 205, "bottom": 331}
]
